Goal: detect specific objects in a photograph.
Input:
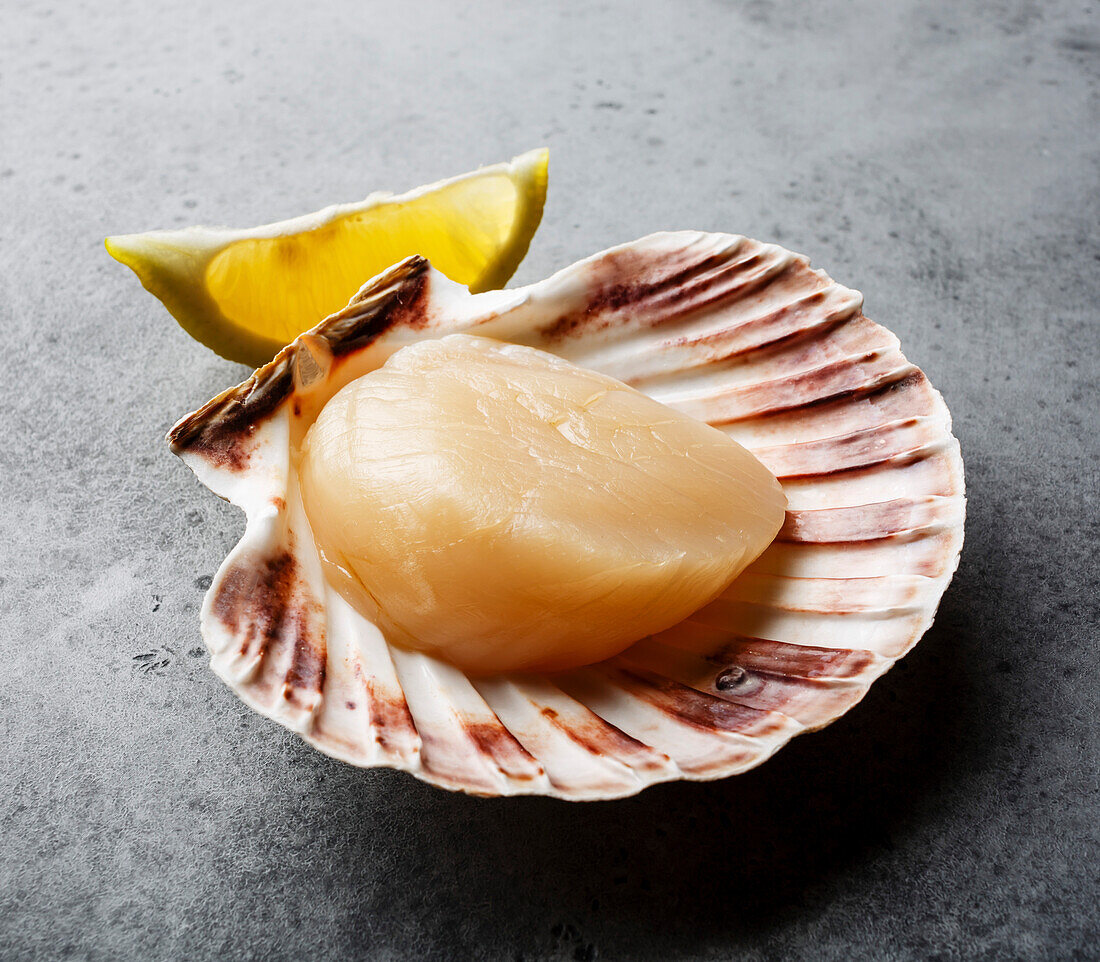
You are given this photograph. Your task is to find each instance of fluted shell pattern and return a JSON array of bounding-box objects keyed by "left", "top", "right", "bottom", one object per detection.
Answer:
[{"left": 168, "top": 232, "right": 965, "bottom": 800}]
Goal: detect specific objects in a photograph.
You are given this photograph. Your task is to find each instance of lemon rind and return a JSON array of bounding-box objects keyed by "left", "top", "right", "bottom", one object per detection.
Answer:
[{"left": 106, "top": 148, "right": 549, "bottom": 368}]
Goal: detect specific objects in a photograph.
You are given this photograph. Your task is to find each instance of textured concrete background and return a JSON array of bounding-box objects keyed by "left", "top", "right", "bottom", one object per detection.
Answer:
[{"left": 2, "top": 0, "right": 1098, "bottom": 959}]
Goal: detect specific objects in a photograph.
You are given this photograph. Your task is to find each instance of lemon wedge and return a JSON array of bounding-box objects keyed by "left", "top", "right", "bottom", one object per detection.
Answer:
[{"left": 106, "top": 149, "right": 549, "bottom": 367}]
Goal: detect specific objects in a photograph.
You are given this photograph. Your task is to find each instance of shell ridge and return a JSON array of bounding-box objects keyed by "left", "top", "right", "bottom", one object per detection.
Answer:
[
  {"left": 460, "top": 677, "right": 645, "bottom": 799},
  {"left": 553, "top": 667, "right": 776, "bottom": 777},
  {"left": 167, "top": 256, "right": 431, "bottom": 465},
  {"left": 615, "top": 641, "right": 869, "bottom": 729},
  {"left": 750, "top": 415, "right": 951, "bottom": 480},
  {"left": 395, "top": 655, "right": 547, "bottom": 787},
  {"left": 386, "top": 648, "right": 540, "bottom": 795},
  {"left": 606, "top": 659, "right": 806, "bottom": 739},
  {"left": 326, "top": 590, "right": 422, "bottom": 766}
]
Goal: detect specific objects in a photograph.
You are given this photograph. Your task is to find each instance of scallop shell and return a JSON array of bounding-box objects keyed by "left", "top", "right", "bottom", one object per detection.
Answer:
[{"left": 169, "top": 231, "right": 965, "bottom": 800}]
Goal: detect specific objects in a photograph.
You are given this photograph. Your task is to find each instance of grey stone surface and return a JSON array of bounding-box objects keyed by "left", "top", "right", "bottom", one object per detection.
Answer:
[{"left": 1, "top": 0, "right": 1098, "bottom": 959}]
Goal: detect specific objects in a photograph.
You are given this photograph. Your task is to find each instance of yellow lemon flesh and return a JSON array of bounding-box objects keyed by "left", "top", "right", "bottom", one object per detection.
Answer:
[
  {"left": 105, "top": 149, "right": 548, "bottom": 368},
  {"left": 299, "top": 335, "right": 787, "bottom": 674}
]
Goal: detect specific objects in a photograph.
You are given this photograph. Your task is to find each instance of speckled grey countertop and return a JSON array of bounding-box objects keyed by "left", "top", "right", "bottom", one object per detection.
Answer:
[{"left": 2, "top": 1, "right": 1097, "bottom": 959}]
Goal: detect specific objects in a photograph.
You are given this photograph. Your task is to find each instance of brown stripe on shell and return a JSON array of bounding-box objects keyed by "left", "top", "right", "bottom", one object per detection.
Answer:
[
  {"left": 635, "top": 627, "right": 881, "bottom": 680},
  {"left": 708, "top": 636, "right": 880, "bottom": 680},
  {"left": 618, "top": 640, "right": 871, "bottom": 729},
  {"left": 589, "top": 247, "right": 861, "bottom": 386},
  {"left": 166, "top": 255, "right": 430, "bottom": 467},
  {"left": 616, "top": 250, "right": 797, "bottom": 333},
  {"left": 780, "top": 444, "right": 963, "bottom": 513},
  {"left": 541, "top": 239, "right": 799, "bottom": 342},
  {"left": 753, "top": 417, "right": 940, "bottom": 479},
  {"left": 624, "top": 308, "right": 846, "bottom": 390},
  {"left": 539, "top": 243, "right": 740, "bottom": 340},
  {"left": 599, "top": 666, "right": 789, "bottom": 739},
  {"left": 727, "top": 370, "right": 938, "bottom": 451},
  {"left": 537, "top": 704, "right": 671, "bottom": 773},
  {"left": 416, "top": 730, "right": 504, "bottom": 794},
  {"left": 283, "top": 618, "right": 327, "bottom": 710},
  {"left": 170, "top": 360, "right": 292, "bottom": 471},
  {"left": 214, "top": 551, "right": 300, "bottom": 661},
  {"left": 676, "top": 350, "right": 917, "bottom": 425},
  {"left": 323, "top": 258, "right": 431, "bottom": 355},
  {"left": 659, "top": 296, "right": 855, "bottom": 371},
  {"left": 781, "top": 496, "right": 962, "bottom": 543},
  {"left": 774, "top": 443, "right": 946, "bottom": 484},
  {"left": 462, "top": 720, "right": 544, "bottom": 781},
  {"left": 707, "top": 668, "right": 868, "bottom": 727},
  {"left": 352, "top": 662, "right": 421, "bottom": 759},
  {"left": 624, "top": 308, "right": 891, "bottom": 400},
  {"left": 208, "top": 547, "right": 327, "bottom": 712},
  {"left": 659, "top": 277, "right": 855, "bottom": 353},
  {"left": 714, "top": 313, "right": 899, "bottom": 386},
  {"left": 553, "top": 666, "right": 764, "bottom": 775}
]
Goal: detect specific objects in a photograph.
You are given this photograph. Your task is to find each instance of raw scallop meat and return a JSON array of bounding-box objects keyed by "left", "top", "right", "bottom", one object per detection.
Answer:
[{"left": 299, "top": 334, "right": 786, "bottom": 673}]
